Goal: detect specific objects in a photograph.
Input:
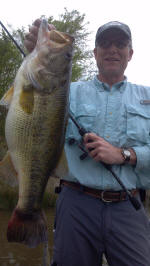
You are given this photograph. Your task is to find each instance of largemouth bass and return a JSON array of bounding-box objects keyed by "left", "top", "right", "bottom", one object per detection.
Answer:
[{"left": 0, "top": 20, "right": 74, "bottom": 247}]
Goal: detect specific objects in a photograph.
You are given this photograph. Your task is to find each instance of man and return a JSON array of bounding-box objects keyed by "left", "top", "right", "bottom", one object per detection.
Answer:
[{"left": 25, "top": 20, "right": 150, "bottom": 266}]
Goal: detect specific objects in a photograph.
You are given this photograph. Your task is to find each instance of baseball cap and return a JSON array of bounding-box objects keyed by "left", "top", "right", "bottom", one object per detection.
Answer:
[{"left": 95, "top": 21, "right": 132, "bottom": 46}]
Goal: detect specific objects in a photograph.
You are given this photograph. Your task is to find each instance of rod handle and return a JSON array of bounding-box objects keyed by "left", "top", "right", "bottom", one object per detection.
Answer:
[{"left": 129, "top": 195, "right": 141, "bottom": 210}]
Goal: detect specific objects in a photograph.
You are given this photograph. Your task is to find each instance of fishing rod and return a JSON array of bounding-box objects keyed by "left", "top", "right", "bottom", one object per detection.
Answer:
[
  {"left": 0, "top": 20, "right": 26, "bottom": 57},
  {"left": 1, "top": 20, "right": 141, "bottom": 211}
]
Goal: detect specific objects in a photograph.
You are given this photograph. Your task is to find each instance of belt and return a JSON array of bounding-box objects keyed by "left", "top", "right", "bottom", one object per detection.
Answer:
[{"left": 60, "top": 180, "right": 138, "bottom": 202}]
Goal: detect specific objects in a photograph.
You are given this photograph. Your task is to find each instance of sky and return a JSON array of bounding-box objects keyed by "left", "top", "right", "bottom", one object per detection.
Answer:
[{"left": 1, "top": 0, "right": 150, "bottom": 85}]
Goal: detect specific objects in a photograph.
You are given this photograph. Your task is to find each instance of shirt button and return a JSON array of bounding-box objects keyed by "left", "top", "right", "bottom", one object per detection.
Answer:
[
  {"left": 109, "top": 112, "right": 112, "bottom": 115},
  {"left": 106, "top": 136, "right": 110, "bottom": 139},
  {"left": 105, "top": 185, "right": 111, "bottom": 190}
]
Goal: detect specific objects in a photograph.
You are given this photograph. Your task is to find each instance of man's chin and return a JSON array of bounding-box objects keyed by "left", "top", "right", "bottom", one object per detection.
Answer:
[{"left": 104, "top": 68, "right": 121, "bottom": 76}]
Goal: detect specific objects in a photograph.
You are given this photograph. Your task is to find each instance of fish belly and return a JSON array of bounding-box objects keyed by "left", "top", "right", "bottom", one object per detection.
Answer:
[{"left": 6, "top": 86, "right": 68, "bottom": 247}]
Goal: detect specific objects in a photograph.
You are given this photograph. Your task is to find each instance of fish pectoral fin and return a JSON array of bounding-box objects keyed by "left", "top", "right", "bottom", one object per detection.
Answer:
[
  {"left": 0, "top": 151, "right": 18, "bottom": 187},
  {"left": 0, "top": 86, "right": 14, "bottom": 110},
  {"left": 52, "top": 149, "right": 68, "bottom": 178},
  {"left": 19, "top": 89, "right": 34, "bottom": 114}
]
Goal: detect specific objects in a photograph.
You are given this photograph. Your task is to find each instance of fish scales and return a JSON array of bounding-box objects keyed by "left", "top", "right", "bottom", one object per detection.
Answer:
[
  {"left": 6, "top": 91, "right": 67, "bottom": 210},
  {"left": 0, "top": 19, "right": 74, "bottom": 247}
]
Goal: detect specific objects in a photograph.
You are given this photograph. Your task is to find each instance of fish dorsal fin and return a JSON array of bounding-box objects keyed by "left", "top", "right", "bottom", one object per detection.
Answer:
[
  {"left": 0, "top": 151, "right": 18, "bottom": 187},
  {"left": 0, "top": 86, "right": 14, "bottom": 110}
]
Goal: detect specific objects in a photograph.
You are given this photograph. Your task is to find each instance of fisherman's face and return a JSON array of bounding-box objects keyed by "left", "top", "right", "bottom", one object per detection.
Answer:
[{"left": 94, "top": 30, "right": 133, "bottom": 82}]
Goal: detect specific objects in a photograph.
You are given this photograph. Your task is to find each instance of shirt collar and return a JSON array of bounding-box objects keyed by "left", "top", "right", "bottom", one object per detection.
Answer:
[{"left": 94, "top": 75, "right": 127, "bottom": 93}]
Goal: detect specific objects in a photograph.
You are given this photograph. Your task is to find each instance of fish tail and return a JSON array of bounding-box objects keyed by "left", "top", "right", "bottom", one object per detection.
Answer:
[{"left": 7, "top": 208, "right": 48, "bottom": 248}]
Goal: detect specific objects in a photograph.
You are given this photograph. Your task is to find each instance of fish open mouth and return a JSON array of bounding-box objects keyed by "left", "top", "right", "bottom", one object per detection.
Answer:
[
  {"left": 48, "top": 30, "right": 74, "bottom": 48},
  {"left": 37, "top": 19, "right": 74, "bottom": 50}
]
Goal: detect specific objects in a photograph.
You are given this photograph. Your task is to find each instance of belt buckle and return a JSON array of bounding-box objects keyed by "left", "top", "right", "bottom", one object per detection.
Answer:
[{"left": 101, "top": 191, "right": 113, "bottom": 203}]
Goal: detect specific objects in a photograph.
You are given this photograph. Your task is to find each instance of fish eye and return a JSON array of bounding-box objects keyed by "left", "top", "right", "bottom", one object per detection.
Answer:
[
  {"left": 65, "top": 52, "right": 72, "bottom": 60},
  {"left": 61, "top": 79, "right": 67, "bottom": 87}
]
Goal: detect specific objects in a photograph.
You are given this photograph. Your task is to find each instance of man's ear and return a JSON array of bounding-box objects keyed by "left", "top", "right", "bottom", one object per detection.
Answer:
[{"left": 128, "top": 49, "right": 134, "bottom": 62}]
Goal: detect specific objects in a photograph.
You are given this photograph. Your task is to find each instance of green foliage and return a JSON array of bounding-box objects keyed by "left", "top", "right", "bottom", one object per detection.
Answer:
[
  {"left": 0, "top": 30, "right": 21, "bottom": 138},
  {"left": 0, "top": 9, "right": 95, "bottom": 95},
  {"left": 0, "top": 29, "right": 24, "bottom": 97},
  {"left": 47, "top": 8, "right": 95, "bottom": 81},
  {"left": 0, "top": 27, "right": 26, "bottom": 138}
]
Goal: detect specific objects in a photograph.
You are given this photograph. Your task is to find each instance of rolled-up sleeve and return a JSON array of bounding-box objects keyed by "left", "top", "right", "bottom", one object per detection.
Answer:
[{"left": 133, "top": 145, "right": 150, "bottom": 187}]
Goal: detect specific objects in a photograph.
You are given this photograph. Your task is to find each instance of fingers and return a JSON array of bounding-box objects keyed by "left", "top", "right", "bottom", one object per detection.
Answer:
[
  {"left": 26, "top": 31, "right": 38, "bottom": 42},
  {"left": 83, "top": 132, "right": 124, "bottom": 164},
  {"left": 48, "top": 24, "right": 56, "bottom": 31},
  {"left": 84, "top": 141, "right": 100, "bottom": 161},
  {"left": 24, "top": 19, "right": 56, "bottom": 53},
  {"left": 24, "top": 30, "right": 38, "bottom": 52},
  {"left": 84, "top": 132, "right": 100, "bottom": 143},
  {"left": 83, "top": 133, "right": 112, "bottom": 162},
  {"left": 88, "top": 147, "right": 99, "bottom": 161},
  {"left": 85, "top": 140, "right": 98, "bottom": 150},
  {"left": 83, "top": 133, "right": 101, "bottom": 161},
  {"left": 29, "top": 25, "right": 40, "bottom": 37},
  {"left": 24, "top": 39, "right": 36, "bottom": 53},
  {"left": 24, "top": 20, "right": 40, "bottom": 53},
  {"left": 33, "top": 19, "right": 56, "bottom": 30},
  {"left": 33, "top": 19, "right": 42, "bottom": 27}
]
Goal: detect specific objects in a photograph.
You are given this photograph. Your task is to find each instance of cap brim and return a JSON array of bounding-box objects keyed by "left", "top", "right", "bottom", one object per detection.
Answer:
[{"left": 96, "top": 26, "right": 131, "bottom": 44}]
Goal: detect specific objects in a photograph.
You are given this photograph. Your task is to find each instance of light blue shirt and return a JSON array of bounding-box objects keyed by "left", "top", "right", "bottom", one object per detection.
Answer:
[{"left": 64, "top": 76, "right": 150, "bottom": 190}]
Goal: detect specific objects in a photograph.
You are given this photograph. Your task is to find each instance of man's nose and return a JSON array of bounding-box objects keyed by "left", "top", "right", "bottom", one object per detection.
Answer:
[{"left": 108, "top": 44, "right": 118, "bottom": 53}]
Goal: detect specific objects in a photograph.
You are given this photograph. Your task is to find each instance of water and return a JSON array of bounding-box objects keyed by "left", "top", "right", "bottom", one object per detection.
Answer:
[
  {"left": 1, "top": 205, "right": 149, "bottom": 266},
  {"left": 0, "top": 209, "right": 109, "bottom": 266},
  {"left": 0, "top": 209, "right": 55, "bottom": 266}
]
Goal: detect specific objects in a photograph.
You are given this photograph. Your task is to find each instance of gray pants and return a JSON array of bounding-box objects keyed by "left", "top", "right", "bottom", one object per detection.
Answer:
[{"left": 51, "top": 186, "right": 150, "bottom": 266}]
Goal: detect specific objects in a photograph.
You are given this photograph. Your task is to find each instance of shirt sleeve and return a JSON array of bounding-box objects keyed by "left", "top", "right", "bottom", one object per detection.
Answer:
[{"left": 132, "top": 145, "right": 150, "bottom": 188}]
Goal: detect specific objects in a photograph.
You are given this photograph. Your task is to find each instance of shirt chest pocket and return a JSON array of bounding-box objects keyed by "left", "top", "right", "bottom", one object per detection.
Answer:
[
  {"left": 76, "top": 105, "right": 97, "bottom": 132},
  {"left": 66, "top": 105, "right": 96, "bottom": 141},
  {"left": 126, "top": 106, "right": 150, "bottom": 144}
]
